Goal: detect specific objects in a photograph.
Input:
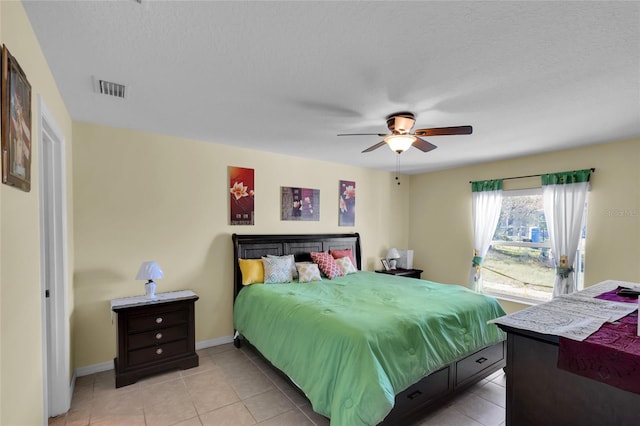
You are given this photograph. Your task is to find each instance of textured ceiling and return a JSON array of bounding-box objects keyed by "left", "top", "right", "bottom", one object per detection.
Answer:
[{"left": 23, "top": 1, "right": 640, "bottom": 174}]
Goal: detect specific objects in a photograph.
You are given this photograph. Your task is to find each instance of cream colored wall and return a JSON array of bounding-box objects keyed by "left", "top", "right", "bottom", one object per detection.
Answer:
[
  {"left": 72, "top": 122, "right": 409, "bottom": 368},
  {"left": 408, "top": 138, "right": 640, "bottom": 314},
  {"left": 1, "top": 2, "right": 74, "bottom": 425},
  {"left": 6, "top": 1, "right": 638, "bottom": 418}
]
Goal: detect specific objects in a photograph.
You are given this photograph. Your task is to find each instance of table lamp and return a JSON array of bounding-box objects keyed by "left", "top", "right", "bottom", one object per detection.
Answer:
[
  {"left": 136, "top": 261, "right": 164, "bottom": 298},
  {"left": 387, "top": 248, "right": 400, "bottom": 270}
]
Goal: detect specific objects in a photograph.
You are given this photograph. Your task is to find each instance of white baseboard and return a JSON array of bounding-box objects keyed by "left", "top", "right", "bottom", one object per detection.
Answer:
[
  {"left": 74, "top": 335, "right": 235, "bottom": 377},
  {"left": 69, "top": 370, "right": 77, "bottom": 406},
  {"left": 75, "top": 360, "right": 114, "bottom": 377},
  {"left": 196, "top": 334, "right": 234, "bottom": 350}
]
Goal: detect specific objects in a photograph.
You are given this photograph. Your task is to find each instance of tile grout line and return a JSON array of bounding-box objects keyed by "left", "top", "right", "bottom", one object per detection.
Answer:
[
  {"left": 194, "top": 350, "right": 260, "bottom": 425},
  {"left": 57, "top": 345, "right": 505, "bottom": 426},
  {"left": 245, "top": 349, "right": 324, "bottom": 425}
]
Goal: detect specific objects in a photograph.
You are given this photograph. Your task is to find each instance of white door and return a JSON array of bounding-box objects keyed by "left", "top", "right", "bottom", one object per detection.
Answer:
[{"left": 38, "top": 97, "right": 70, "bottom": 420}]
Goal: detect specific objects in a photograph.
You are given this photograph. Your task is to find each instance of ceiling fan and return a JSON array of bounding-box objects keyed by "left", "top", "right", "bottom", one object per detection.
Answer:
[{"left": 338, "top": 112, "right": 472, "bottom": 154}]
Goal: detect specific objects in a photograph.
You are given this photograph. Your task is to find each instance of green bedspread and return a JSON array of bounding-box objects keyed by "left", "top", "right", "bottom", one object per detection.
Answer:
[{"left": 233, "top": 271, "right": 506, "bottom": 426}]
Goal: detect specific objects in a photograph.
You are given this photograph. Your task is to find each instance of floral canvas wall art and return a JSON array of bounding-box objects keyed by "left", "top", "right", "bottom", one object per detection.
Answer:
[
  {"left": 281, "top": 187, "right": 320, "bottom": 221},
  {"left": 229, "top": 166, "right": 254, "bottom": 225},
  {"left": 339, "top": 180, "right": 356, "bottom": 226},
  {"left": 2, "top": 45, "right": 32, "bottom": 192}
]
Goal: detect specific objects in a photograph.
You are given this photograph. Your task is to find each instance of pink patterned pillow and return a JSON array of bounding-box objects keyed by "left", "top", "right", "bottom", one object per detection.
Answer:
[{"left": 310, "top": 251, "right": 344, "bottom": 280}]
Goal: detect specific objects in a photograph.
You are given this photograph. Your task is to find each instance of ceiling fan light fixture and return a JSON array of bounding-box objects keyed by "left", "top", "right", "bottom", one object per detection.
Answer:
[{"left": 385, "top": 135, "right": 415, "bottom": 153}]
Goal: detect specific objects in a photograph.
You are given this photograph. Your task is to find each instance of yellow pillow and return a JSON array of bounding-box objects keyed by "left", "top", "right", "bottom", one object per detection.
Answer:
[{"left": 239, "top": 259, "right": 264, "bottom": 285}]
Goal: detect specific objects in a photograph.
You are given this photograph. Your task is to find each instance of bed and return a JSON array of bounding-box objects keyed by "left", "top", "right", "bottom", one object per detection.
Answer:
[{"left": 232, "top": 233, "right": 506, "bottom": 425}]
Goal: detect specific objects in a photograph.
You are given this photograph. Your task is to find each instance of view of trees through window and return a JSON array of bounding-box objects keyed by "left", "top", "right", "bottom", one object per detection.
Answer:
[{"left": 483, "top": 189, "right": 586, "bottom": 302}]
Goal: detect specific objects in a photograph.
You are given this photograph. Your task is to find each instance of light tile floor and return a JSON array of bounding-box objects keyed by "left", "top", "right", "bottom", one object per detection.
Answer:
[{"left": 49, "top": 343, "right": 506, "bottom": 426}]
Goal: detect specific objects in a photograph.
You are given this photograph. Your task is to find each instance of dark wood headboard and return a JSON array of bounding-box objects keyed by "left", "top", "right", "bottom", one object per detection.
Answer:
[{"left": 232, "top": 233, "right": 361, "bottom": 298}]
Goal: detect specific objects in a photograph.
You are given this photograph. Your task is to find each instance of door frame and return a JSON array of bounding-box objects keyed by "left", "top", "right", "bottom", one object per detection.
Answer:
[{"left": 38, "top": 96, "right": 70, "bottom": 419}]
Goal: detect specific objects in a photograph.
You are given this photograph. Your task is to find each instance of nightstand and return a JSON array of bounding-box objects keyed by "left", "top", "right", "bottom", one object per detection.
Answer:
[
  {"left": 375, "top": 268, "right": 423, "bottom": 279},
  {"left": 111, "top": 290, "right": 199, "bottom": 388}
]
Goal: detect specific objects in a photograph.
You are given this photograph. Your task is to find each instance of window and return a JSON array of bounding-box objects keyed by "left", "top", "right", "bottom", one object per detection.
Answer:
[{"left": 482, "top": 188, "right": 586, "bottom": 303}]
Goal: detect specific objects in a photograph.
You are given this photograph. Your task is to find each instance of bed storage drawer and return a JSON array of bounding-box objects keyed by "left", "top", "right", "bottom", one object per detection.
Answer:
[
  {"left": 456, "top": 341, "right": 505, "bottom": 386},
  {"left": 392, "top": 366, "right": 450, "bottom": 417}
]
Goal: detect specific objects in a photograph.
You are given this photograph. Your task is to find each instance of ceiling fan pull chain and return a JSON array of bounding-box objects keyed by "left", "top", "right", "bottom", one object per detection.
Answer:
[{"left": 395, "top": 154, "right": 401, "bottom": 185}]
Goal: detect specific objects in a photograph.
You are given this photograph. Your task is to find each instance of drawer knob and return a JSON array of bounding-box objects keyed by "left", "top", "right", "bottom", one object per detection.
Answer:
[
  {"left": 155, "top": 317, "right": 163, "bottom": 324},
  {"left": 475, "top": 356, "right": 488, "bottom": 364},
  {"left": 156, "top": 348, "right": 163, "bottom": 355},
  {"left": 155, "top": 332, "right": 163, "bottom": 340}
]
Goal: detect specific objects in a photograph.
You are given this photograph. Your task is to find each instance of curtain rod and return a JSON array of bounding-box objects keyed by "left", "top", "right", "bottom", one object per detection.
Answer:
[{"left": 469, "top": 168, "right": 595, "bottom": 183}]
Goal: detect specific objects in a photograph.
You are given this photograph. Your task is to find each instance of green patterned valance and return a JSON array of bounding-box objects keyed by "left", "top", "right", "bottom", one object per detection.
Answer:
[
  {"left": 541, "top": 169, "right": 592, "bottom": 186},
  {"left": 471, "top": 179, "right": 503, "bottom": 192}
]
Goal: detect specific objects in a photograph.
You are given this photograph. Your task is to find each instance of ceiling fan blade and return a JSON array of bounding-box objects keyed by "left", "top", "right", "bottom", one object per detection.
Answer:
[
  {"left": 414, "top": 125, "right": 473, "bottom": 137},
  {"left": 412, "top": 137, "right": 438, "bottom": 153},
  {"left": 338, "top": 133, "right": 389, "bottom": 137},
  {"left": 362, "top": 141, "right": 387, "bottom": 153}
]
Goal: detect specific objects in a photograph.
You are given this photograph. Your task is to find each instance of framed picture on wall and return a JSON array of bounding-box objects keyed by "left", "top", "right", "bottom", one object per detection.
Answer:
[
  {"left": 338, "top": 180, "right": 355, "bottom": 226},
  {"left": 281, "top": 186, "right": 320, "bottom": 221},
  {"left": 229, "top": 166, "right": 255, "bottom": 225},
  {"left": 1, "top": 44, "right": 32, "bottom": 192}
]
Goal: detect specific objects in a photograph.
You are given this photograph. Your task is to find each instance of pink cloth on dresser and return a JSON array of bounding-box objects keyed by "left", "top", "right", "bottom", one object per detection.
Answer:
[{"left": 558, "top": 287, "right": 640, "bottom": 394}]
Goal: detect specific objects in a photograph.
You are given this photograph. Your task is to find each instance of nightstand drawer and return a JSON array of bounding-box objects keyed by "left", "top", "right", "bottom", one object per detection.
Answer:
[
  {"left": 128, "top": 339, "right": 189, "bottom": 366},
  {"left": 127, "top": 308, "right": 187, "bottom": 333},
  {"left": 127, "top": 324, "right": 188, "bottom": 350},
  {"left": 456, "top": 342, "right": 504, "bottom": 386}
]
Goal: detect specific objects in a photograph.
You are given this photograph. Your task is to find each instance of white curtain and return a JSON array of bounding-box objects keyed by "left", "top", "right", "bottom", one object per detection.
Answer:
[
  {"left": 542, "top": 170, "right": 591, "bottom": 297},
  {"left": 468, "top": 180, "right": 503, "bottom": 292}
]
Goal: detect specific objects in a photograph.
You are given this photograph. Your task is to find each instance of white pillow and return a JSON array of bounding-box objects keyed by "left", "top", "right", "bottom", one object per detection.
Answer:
[
  {"left": 261, "top": 256, "right": 293, "bottom": 284},
  {"left": 336, "top": 256, "right": 357, "bottom": 275},
  {"left": 267, "top": 254, "right": 298, "bottom": 279},
  {"left": 296, "top": 262, "right": 322, "bottom": 283}
]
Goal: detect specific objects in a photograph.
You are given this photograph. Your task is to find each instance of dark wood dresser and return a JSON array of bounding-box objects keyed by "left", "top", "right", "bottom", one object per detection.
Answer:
[
  {"left": 111, "top": 290, "right": 199, "bottom": 388},
  {"left": 497, "top": 325, "right": 640, "bottom": 426}
]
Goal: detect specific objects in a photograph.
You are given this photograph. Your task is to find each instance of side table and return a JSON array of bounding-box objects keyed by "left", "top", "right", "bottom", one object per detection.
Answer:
[
  {"left": 375, "top": 268, "right": 423, "bottom": 279},
  {"left": 111, "top": 290, "right": 199, "bottom": 387}
]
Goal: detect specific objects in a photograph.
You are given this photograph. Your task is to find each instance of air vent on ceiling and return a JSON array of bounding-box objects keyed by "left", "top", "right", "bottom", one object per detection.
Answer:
[{"left": 96, "top": 79, "right": 127, "bottom": 99}]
